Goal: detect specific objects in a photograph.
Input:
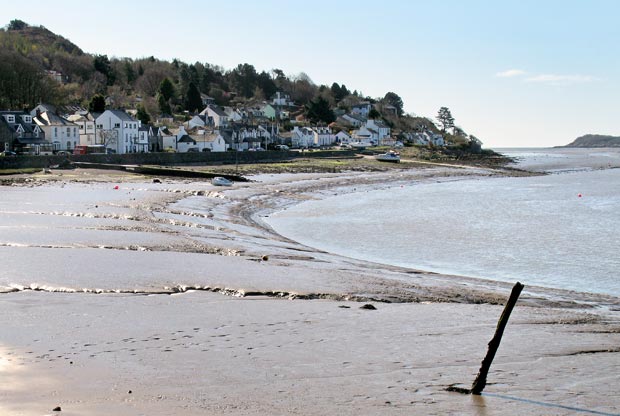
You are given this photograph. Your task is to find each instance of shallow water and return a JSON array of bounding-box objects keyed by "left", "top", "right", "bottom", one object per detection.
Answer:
[{"left": 268, "top": 149, "right": 620, "bottom": 296}]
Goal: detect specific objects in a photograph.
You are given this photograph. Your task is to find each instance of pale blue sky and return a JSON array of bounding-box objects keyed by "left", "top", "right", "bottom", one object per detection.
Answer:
[{"left": 3, "top": 0, "right": 619, "bottom": 147}]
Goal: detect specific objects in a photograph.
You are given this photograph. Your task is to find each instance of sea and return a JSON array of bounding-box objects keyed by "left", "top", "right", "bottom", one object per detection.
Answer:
[{"left": 266, "top": 148, "right": 620, "bottom": 297}]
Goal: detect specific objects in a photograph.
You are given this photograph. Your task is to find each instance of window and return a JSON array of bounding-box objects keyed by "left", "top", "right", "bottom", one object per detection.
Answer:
[
  {"left": 7, "top": 115, "right": 15, "bottom": 123},
  {"left": 54, "top": 127, "right": 58, "bottom": 137},
  {"left": 67, "top": 127, "right": 71, "bottom": 134},
  {"left": 23, "top": 116, "right": 31, "bottom": 123},
  {"left": 79, "top": 125, "right": 84, "bottom": 130},
  {"left": 87, "top": 125, "right": 93, "bottom": 130},
  {"left": 114, "top": 123, "right": 120, "bottom": 128},
  {"left": 73, "top": 127, "right": 77, "bottom": 135}
]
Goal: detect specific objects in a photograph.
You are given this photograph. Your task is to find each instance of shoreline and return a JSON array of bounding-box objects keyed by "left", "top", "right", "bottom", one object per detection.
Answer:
[{"left": 1, "top": 162, "right": 619, "bottom": 415}]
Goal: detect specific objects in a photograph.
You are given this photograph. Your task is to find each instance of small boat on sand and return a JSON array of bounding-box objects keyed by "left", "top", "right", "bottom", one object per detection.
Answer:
[
  {"left": 375, "top": 151, "right": 401, "bottom": 163},
  {"left": 211, "top": 177, "right": 233, "bottom": 186}
]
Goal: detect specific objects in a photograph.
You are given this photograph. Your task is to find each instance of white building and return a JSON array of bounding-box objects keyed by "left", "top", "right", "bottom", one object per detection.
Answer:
[
  {"left": 365, "top": 119, "right": 390, "bottom": 144},
  {"left": 350, "top": 102, "right": 372, "bottom": 118},
  {"left": 201, "top": 105, "right": 228, "bottom": 128},
  {"left": 95, "top": 110, "right": 140, "bottom": 154},
  {"left": 312, "top": 126, "right": 335, "bottom": 147},
  {"left": 32, "top": 111, "right": 79, "bottom": 152},
  {"left": 291, "top": 126, "right": 314, "bottom": 148},
  {"left": 67, "top": 113, "right": 98, "bottom": 146}
]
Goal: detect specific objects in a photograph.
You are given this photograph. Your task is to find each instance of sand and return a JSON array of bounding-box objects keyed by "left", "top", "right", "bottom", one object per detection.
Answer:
[{"left": 0, "top": 165, "right": 619, "bottom": 415}]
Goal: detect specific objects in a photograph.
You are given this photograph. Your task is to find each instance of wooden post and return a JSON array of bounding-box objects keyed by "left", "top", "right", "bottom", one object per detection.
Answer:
[{"left": 470, "top": 282, "right": 524, "bottom": 395}]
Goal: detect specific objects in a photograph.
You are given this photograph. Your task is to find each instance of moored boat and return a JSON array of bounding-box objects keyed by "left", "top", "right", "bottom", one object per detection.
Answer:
[
  {"left": 211, "top": 176, "right": 233, "bottom": 186},
  {"left": 375, "top": 151, "right": 401, "bottom": 163}
]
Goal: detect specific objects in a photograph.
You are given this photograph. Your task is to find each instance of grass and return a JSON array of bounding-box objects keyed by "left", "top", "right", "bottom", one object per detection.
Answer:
[{"left": 0, "top": 168, "right": 43, "bottom": 176}]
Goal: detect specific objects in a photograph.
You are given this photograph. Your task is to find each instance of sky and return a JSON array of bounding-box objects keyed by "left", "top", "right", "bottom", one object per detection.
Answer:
[{"left": 3, "top": 0, "right": 619, "bottom": 147}]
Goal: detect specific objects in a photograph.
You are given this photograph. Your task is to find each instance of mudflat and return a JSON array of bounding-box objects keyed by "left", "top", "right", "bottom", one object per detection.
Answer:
[{"left": 1, "top": 165, "right": 618, "bottom": 415}]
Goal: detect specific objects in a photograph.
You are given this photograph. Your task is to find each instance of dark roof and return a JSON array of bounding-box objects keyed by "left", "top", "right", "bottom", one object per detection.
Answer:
[
  {"left": 14, "top": 137, "right": 49, "bottom": 144},
  {"left": 107, "top": 110, "right": 135, "bottom": 121},
  {"left": 177, "top": 135, "right": 196, "bottom": 143},
  {"left": 207, "top": 105, "right": 227, "bottom": 117}
]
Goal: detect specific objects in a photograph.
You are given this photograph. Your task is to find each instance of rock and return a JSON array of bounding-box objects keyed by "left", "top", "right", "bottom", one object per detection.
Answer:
[
  {"left": 360, "top": 304, "right": 377, "bottom": 310},
  {"left": 153, "top": 178, "right": 161, "bottom": 183},
  {"left": 261, "top": 255, "right": 269, "bottom": 261},
  {"left": 52, "top": 406, "right": 61, "bottom": 411}
]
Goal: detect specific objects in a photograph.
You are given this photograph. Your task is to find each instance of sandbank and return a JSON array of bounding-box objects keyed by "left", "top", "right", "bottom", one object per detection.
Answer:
[{"left": 0, "top": 164, "right": 619, "bottom": 415}]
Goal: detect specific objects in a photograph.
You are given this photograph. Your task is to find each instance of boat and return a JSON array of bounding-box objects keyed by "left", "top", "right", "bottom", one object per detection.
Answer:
[
  {"left": 211, "top": 176, "right": 233, "bottom": 186},
  {"left": 375, "top": 151, "right": 401, "bottom": 163},
  {"left": 348, "top": 141, "right": 372, "bottom": 150}
]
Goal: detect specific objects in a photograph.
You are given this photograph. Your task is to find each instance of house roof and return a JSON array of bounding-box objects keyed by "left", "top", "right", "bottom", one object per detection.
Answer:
[
  {"left": 106, "top": 110, "right": 135, "bottom": 121},
  {"left": 177, "top": 135, "right": 196, "bottom": 143},
  {"left": 207, "top": 105, "right": 227, "bottom": 117}
]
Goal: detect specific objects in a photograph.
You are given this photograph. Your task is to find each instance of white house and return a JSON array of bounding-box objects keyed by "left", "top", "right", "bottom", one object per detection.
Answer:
[
  {"left": 271, "top": 91, "right": 295, "bottom": 107},
  {"left": 195, "top": 131, "right": 226, "bottom": 152},
  {"left": 365, "top": 119, "right": 390, "bottom": 145},
  {"left": 335, "top": 130, "right": 351, "bottom": 144},
  {"left": 32, "top": 111, "right": 80, "bottom": 152},
  {"left": 291, "top": 126, "right": 314, "bottom": 148},
  {"left": 95, "top": 110, "right": 140, "bottom": 154},
  {"left": 312, "top": 126, "right": 335, "bottom": 147},
  {"left": 201, "top": 105, "right": 228, "bottom": 128},
  {"left": 352, "top": 125, "right": 373, "bottom": 143},
  {"left": 67, "top": 112, "right": 97, "bottom": 146},
  {"left": 351, "top": 102, "right": 372, "bottom": 118},
  {"left": 187, "top": 114, "right": 210, "bottom": 129}
]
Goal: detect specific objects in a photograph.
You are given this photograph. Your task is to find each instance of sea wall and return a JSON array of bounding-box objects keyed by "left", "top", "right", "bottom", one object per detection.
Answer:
[{"left": 0, "top": 150, "right": 356, "bottom": 170}]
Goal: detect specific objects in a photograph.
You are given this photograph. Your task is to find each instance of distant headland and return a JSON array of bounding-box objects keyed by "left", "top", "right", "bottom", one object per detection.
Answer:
[{"left": 562, "top": 134, "right": 620, "bottom": 148}]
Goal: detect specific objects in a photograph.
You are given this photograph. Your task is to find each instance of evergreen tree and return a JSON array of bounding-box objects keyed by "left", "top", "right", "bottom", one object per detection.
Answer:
[
  {"left": 383, "top": 92, "right": 404, "bottom": 117},
  {"left": 437, "top": 107, "right": 455, "bottom": 132},
  {"left": 158, "top": 78, "right": 175, "bottom": 101},
  {"left": 184, "top": 82, "right": 202, "bottom": 112},
  {"left": 136, "top": 104, "right": 150, "bottom": 124},
  {"left": 157, "top": 93, "right": 171, "bottom": 115},
  {"left": 305, "top": 96, "right": 335, "bottom": 124},
  {"left": 88, "top": 94, "right": 106, "bottom": 113}
]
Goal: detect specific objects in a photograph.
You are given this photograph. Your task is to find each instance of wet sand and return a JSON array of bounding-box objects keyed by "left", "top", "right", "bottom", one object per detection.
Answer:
[{"left": 1, "top": 166, "right": 619, "bottom": 415}]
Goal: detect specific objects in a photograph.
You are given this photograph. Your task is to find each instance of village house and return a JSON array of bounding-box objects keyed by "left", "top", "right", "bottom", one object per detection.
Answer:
[
  {"left": 365, "top": 119, "right": 391, "bottom": 144},
  {"left": 291, "top": 126, "right": 315, "bottom": 148},
  {"left": 32, "top": 110, "right": 80, "bottom": 152},
  {"left": 350, "top": 102, "right": 372, "bottom": 119},
  {"left": 338, "top": 113, "right": 364, "bottom": 128},
  {"left": 193, "top": 130, "right": 227, "bottom": 152},
  {"left": 67, "top": 112, "right": 98, "bottom": 146},
  {"left": 201, "top": 105, "right": 228, "bottom": 128},
  {"left": 312, "top": 126, "right": 335, "bottom": 147},
  {"left": 335, "top": 130, "right": 352, "bottom": 145},
  {"left": 271, "top": 91, "right": 295, "bottom": 107},
  {"left": 0, "top": 111, "right": 48, "bottom": 154},
  {"left": 95, "top": 110, "right": 140, "bottom": 154}
]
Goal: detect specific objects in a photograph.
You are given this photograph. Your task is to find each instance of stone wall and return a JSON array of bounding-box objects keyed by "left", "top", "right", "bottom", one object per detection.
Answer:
[{"left": 0, "top": 150, "right": 356, "bottom": 171}]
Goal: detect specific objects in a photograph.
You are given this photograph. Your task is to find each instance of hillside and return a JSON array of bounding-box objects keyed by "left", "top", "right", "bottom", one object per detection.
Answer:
[
  {"left": 0, "top": 19, "right": 479, "bottom": 146},
  {"left": 564, "top": 134, "right": 620, "bottom": 148}
]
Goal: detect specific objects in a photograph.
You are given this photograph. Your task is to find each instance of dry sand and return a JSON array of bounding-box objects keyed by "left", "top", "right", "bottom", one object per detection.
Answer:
[{"left": 0, "top": 166, "right": 619, "bottom": 415}]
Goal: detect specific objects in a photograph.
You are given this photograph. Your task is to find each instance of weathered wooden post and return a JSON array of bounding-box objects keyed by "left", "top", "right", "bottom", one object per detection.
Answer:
[{"left": 470, "top": 281, "right": 524, "bottom": 395}]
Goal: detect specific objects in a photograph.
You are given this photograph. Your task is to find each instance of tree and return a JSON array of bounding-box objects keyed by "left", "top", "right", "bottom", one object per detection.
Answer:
[
  {"left": 437, "top": 107, "right": 455, "bottom": 133},
  {"left": 93, "top": 55, "right": 115, "bottom": 86},
  {"left": 157, "top": 93, "right": 171, "bottom": 115},
  {"left": 158, "top": 77, "right": 175, "bottom": 101},
  {"left": 368, "top": 108, "right": 381, "bottom": 120},
  {"left": 305, "top": 96, "right": 335, "bottom": 124},
  {"left": 88, "top": 94, "right": 106, "bottom": 113},
  {"left": 136, "top": 104, "right": 150, "bottom": 124},
  {"left": 184, "top": 82, "right": 202, "bottom": 112},
  {"left": 383, "top": 92, "right": 404, "bottom": 117},
  {"left": 7, "top": 19, "right": 28, "bottom": 31}
]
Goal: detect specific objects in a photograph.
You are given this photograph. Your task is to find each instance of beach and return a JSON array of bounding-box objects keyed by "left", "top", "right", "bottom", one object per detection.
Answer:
[{"left": 1, "top": 163, "right": 619, "bottom": 415}]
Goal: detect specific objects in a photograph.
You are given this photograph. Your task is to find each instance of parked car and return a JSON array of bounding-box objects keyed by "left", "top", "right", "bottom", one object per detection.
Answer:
[
  {"left": 187, "top": 147, "right": 199, "bottom": 153},
  {"left": 0, "top": 150, "right": 17, "bottom": 157},
  {"left": 274, "top": 145, "right": 289, "bottom": 151}
]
